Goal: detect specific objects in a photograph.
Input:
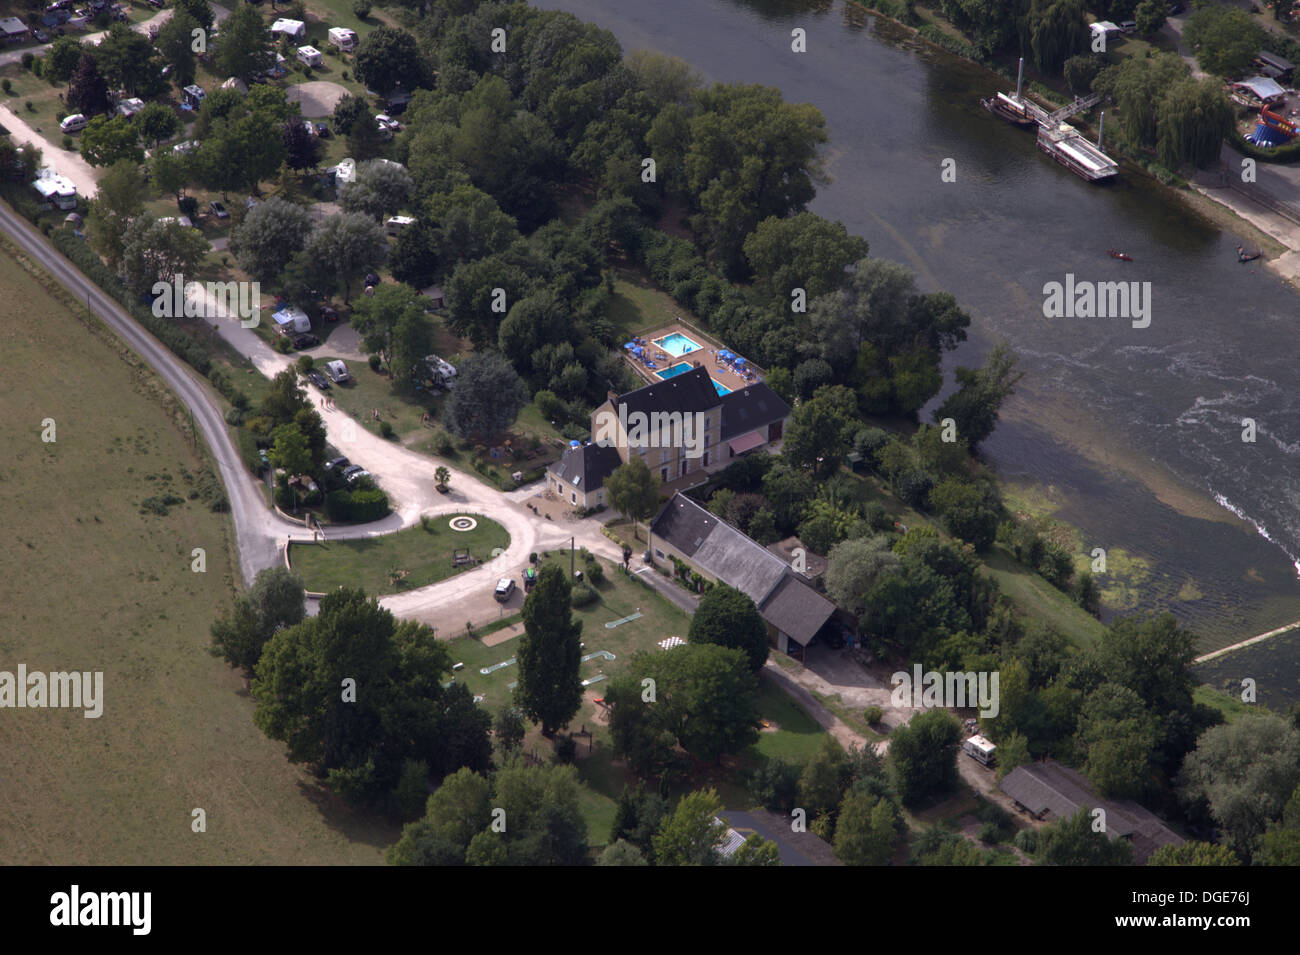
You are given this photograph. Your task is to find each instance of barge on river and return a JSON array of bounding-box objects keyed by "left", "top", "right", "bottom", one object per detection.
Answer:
[{"left": 1036, "top": 122, "right": 1118, "bottom": 182}]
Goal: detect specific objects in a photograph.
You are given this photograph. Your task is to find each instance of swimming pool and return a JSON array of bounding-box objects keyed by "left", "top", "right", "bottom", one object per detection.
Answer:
[
  {"left": 654, "top": 332, "right": 703, "bottom": 358},
  {"left": 713, "top": 381, "right": 731, "bottom": 396},
  {"left": 656, "top": 362, "right": 694, "bottom": 380}
]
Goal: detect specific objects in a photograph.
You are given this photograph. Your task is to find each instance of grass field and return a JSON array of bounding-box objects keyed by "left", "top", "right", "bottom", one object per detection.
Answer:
[
  {"left": 288, "top": 513, "right": 510, "bottom": 596},
  {"left": 0, "top": 235, "right": 393, "bottom": 863},
  {"left": 442, "top": 553, "right": 829, "bottom": 846}
]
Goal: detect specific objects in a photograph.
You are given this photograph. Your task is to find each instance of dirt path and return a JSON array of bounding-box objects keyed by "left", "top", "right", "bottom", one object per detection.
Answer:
[{"left": 0, "top": 104, "right": 100, "bottom": 198}]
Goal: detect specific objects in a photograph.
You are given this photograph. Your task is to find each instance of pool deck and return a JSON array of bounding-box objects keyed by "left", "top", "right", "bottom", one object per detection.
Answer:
[{"left": 626, "top": 322, "right": 763, "bottom": 391}]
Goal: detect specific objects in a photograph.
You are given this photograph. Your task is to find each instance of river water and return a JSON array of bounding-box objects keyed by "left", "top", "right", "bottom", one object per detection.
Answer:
[{"left": 536, "top": 0, "right": 1300, "bottom": 653}]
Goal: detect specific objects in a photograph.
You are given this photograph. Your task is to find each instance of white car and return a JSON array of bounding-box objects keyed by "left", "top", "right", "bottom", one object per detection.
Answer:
[
  {"left": 375, "top": 113, "right": 401, "bottom": 132},
  {"left": 59, "top": 114, "right": 88, "bottom": 133}
]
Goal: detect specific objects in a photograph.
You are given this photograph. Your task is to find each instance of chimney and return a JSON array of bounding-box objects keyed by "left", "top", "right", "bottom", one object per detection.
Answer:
[{"left": 607, "top": 389, "right": 619, "bottom": 404}]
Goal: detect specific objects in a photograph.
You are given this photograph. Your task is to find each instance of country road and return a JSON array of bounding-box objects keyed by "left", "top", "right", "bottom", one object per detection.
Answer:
[{"left": 0, "top": 3, "right": 233, "bottom": 69}]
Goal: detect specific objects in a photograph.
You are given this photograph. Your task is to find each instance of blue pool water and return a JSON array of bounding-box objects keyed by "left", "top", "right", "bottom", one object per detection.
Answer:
[
  {"left": 714, "top": 381, "right": 731, "bottom": 396},
  {"left": 655, "top": 332, "right": 703, "bottom": 357},
  {"left": 657, "top": 362, "right": 693, "bottom": 380}
]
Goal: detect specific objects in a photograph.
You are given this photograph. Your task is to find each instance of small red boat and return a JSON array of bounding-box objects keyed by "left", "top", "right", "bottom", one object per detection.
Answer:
[{"left": 1108, "top": 249, "right": 1133, "bottom": 261}]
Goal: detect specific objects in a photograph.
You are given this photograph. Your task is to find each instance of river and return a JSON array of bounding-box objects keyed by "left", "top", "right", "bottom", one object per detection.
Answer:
[{"left": 535, "top": 0, "right": 1300, "bottom": 655}]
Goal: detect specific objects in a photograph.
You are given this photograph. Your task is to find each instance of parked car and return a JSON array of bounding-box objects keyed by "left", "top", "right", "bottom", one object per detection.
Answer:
[
  {"left": 291, "top": 333, "right": 319, "bottom": 349},
  {"left": 307, "top": 371, "right": 331, "bottom": 390},
  {"left": 59, "top": 113, "right": 88, "bottom": 133},
  {"left": 209, "top": 200, "right": 229, "bottom": 219},
  {"left": 33, "top": 29, "right": 51, "bottom": 43},
  {"left": 375, "top": 113, "right": 400, "bottom": 132},
  {"left": 494, "top": 577, "right": 516, "bottom": 602},
  {"left": 343, "top": 466, "right": 371, "bottom": 484},
  {"left": 315, "top": 122, "right": 330, "bottom": 138},
  {"left": 324, "top": 456, "right": 349, "bottom": 471}
]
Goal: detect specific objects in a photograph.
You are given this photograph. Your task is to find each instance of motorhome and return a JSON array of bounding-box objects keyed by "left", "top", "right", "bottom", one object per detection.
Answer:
[
  {"left": 32, "top": 170, "right": 77, "bottom": 211},
  {"left": 962, "top": 735, "right": 997, "bottom": 767},
  {"left": 384, "top": 215, "right": 415, "bottom": 236},
  {"left": 327, "top": 26, "right": 357, "bottom": 51},
  {"left": 296, "top": 45, "right": 322, "bottom": 68}
]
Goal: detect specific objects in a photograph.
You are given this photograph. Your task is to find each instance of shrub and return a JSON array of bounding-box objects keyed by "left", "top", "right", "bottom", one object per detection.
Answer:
[
  {"left": 433, "top": 432, "right": 454, "bottom": 455},
  {"left": 32, "top": 58, "right": 42, "bottom": 77},
  {"left": 352, "top": 0, "right": 372, "bottom": 16},
  {"left": 20, "top": 53, "right": 33, "bottom": 71},
  {"left": 225, "top": 407, "right": 245, "bottom": 426},
  {"left": 977, "top": 821, "right": 1002, "bottom": 844},
  {"left": 571, "top": 581, "right": 598, "bottom": 607},
  {"left": 1014, "top": 828, "right": 1038, "bottom": 854},
  {"left": 326, "top": 488, "right": 391, "bottom": 522},
  {"left": 62, "top": 134, "right": 74, "bottom": 151},
  {"left": 379, "top": 420, "right": 395, "bottom": 439},
  {"left": 296, "top": 355, "right": 314, "bottom": 373},
  {"left": 863, "top": 705, "right": 883, "bottom": 725},
  {"left": 584, "top": 559, "right": 604, "bottom": 586},
  {"left": 25, "top": 101, "right": 33, "bottom": 112},
  {"left": 368, "top": 353, "right": 382, "bottom": 372},
  {"left": 1, "top": 79, "right": 10, "bottom": 94},
  {"left": 274, "top": 335, "right": 292, "bottom": 353}
]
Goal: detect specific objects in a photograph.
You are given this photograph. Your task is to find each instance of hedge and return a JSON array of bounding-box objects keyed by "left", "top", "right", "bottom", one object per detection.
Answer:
[
  {"left": 1231, "top": 133, "right": 1300, "bottom": 165},
  {"left": 325, "top": 487, "right": 390, "bottom": 523}
]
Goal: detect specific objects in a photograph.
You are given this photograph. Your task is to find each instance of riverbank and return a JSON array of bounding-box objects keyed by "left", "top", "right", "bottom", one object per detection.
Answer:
[{"left": 853, "top": 0, "right": 1300, "bottom": 286}]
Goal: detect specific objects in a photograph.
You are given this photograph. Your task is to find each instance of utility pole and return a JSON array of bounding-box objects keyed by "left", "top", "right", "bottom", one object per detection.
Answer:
[{"left": 570, "top": 536, "right": 575, "bottom": 579}]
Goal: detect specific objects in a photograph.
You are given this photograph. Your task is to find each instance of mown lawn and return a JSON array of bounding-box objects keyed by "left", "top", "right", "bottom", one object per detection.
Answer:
[
  {"left": 0, "top": 234, "right": 392, "bottom": 864},
  {"left": 288, "top": 513, "right": 510, "bottom": 595}
]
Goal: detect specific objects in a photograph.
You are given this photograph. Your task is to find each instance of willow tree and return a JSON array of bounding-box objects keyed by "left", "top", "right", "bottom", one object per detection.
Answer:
[{"left": 1157, "top": 78, "right": 1233, "bottom": 170}]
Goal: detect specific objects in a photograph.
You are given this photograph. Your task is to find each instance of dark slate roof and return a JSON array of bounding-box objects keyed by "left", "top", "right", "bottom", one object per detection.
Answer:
[
  {"left": 720, "top": 809, "right": 841, "bottom": 866},
  {"left": 719, "top": 382, "right": 791, "bottom": 441},
  {"left": 651, "top": 494, "right": 836, "bottom": 644},
  {"left": 999, "top": 762, "right": 1184, "bottom": 863},
  {"left": 759, "top": 573, "right": 837, "bottom": 646},
  {"left": 550, "top": 442, "right": 622, "bottom": 494},
  {"left": 616, "top": 365, "right": 720, "bottom": 419}
]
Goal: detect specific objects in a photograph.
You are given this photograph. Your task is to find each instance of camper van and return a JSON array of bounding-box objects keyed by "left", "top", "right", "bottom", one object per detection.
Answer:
[
  {"left": 296, "top": 45, "right": 322, "bottom": 68},
  {"left": 327, "top": 26, "right": 357, "bottom": 51},
  {"left": 324, "top": 360, "right": 351, "bottom": 384},
  {"left": 385, "top": 215, "right": 415, "bottom": 236},
  {"left": 271, "top": 306, "right": 312, "bottom": 336},
  {"left": 962, "top": 735, "right": 997, "bottom": 767}
]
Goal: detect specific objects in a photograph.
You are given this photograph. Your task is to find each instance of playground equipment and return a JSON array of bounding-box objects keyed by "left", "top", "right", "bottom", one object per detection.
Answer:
[
  {"left": 1262, "top": 103, "right": 1298, "bottom": 139},
  {"left": 452, "top": 548, "right": 474, "bottom": 567},
  {"left": 581, "top": 650, "right": 616, "bottom": 663}
]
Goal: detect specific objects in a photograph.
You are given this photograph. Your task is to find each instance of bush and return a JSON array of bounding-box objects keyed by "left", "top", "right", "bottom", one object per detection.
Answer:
[
  {"left": 353, "top": 0, "right": 372, "bottom": 16},
  {"left": 62, "top": 134, "right": 74, "bottom": 151},
  {"left": 296, "top": 355, "right": 314, "bottom": 373},
  {"left": 977, "top": 821, "right": 1002, "bottom": 844},
  {"left": 237, "top": 427, "right": 263, "bottom": 473},
  {"left": 32, "top": 58, "right": 42, "bottom": 78},
  {"left": 1014, "top": 828, "right": 1038, "bottom": 854},
  {"left": 20, "top": 53, "right": 33, "bottom": 71},
  {"left": 863, "top": 705, "right": 883, "bottom": 725},
  {"left": 179, "top": 195, "right": 198, "bottom": 218},
  {"left": 368, "top": 353, "right": 382, "bottom": 372},
  {"left": 571, "top": 581, "right": 598, "bottom": 607},
  {"left": 326, "top": 488, "right": 390, "bottom": 522},
  {"left": 379, "top": 420, "right": 395, "bottom": 439},
  {"left": 584, "top": 559, "right": 604, "bottom": 586},
  {"left": 560, "top": 422, "right": 588, "bottom": 442},
  {"left": 433, "top": 432, "right": 454, "bottom": 455},
  {"left": 225, "top": 407, "right": 245, "bottom": 426},
  {"left": 1, "top": 79, "right": 10, "bottom": 94}
]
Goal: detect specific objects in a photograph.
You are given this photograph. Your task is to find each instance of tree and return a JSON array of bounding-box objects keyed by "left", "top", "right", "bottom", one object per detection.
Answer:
[
  {"left": 1178, "top": 713, "right": 1300, "bottom": 858},
  {"left": 597, "top": 840, "right": 649, "bottom": 866},
  {"left": 1183, "top": 5, "right": 1265, "bottom": 77},
  {"left": 88, "top": 159, "right": 146, "bottom": 269},
  {"left": 439, "top": 351, "right": 527, "bottom": 441},
  {"left": 351, "top": 282, "right": 425, "bottom": 376},
  {"left": 493, "top": 705, "right": 525, "bottom": 754},
  {"left": 306, "top": 212, "right": 389, "bottom": 303},
  {"left": 833, "top": 787, "right": 901, "bottom": 865},
  {"left": 253, "top": 588, "right": 491, "bottom": 806},
  {"left": 434, "top": 466, "right": 451, "bottom": 493},
  {"left": 782, "top": 393, "right": 853, "bottom": 480},
  {"left": 333, "top": 94, "right": 368, "bottom": 136},
  {"left": 798, "top": 737, "right": 851, "bottom": 822},
  {"left": 230, "top": 196, "right": 313, "bottom": 284},
  {"left": 933, "top": 341, "right": 1024, "bottom": 452},
  {"left": 609, "top": 645, "right": 760, "bottom": 767},
  {"left": 96, "top": 24, "right": 158, "bottom": 97},
  {"left": 1157, "top": 77, "right": 1232, "bottom": 170},
  {"left": 80, "top": 115, "right": 143, "bottom": 167},
  {"left": 68, "top": 52, "right": 111, "bottom": 118},
  {"left": 464, "top": 761, "right": 589, "bottom": 865},
  {"left": 688, "top": 583, "right": 768, "bottom": 672},
  {"left": 135, "top": 102, "right": 180, "bottom": 148},
  {"left": 210, "top": 566, "right": 306, "bottom": 673},
  {"left": 1063, "top": 54, "right": 1102, "bottom": 96},
  {"left": 742, "top": 212, "right": 868, "bottom": 307},
  {"left": 728, "top": 833, "right": 782, "bottom": 866},
  {"left": 1026, "top": 0, "right": 1088, "bottom": 74},
  {"left": 825, "top": 535, "right": 901, "bottom": 615},
  {"left": 47, "top": 37, "right": 85, "bottom": 83},
  {"left": 281, "top": 119, "right": 321, "bottom": 173},
  {"left": 424, "top": 184, "right": 520, "bottom": 278},
  {"left": 1037, "top": 807, "right": 1133, "bottom": 865},
  {"left": 120, "top": 216, "right": 209, "bottom": 298},
  {"left": 928, "top": 478, "right": 1001, "bottom": 553},
  {"left": 682, "top": 84, "right": 828, "bottom": 277},
  {"left": 268, "top": 422, "right": 312, "bottom": 479},
  {"left": 339, "top": 158, "right": 415, "bottom": 220},
  {"left": 1146, "top": 842, "right": 1239, "bottom": 866},
  {"left": 1134, "top": 0, "right": 1166, "bottom": 37},
  {"left": 347, "top": 105, "right": 388, "bottom": 160},
  {"left": 217, "top": 1, "right": 275, "bottom": 83},
  {"left": 354, "top": 26, "right": 427, "bottom": 95},
  {"left": 516, "top": 564, "right": 584, "bottom": 738},
  {"left": 605, "top": 457, "right": 661, "bottom": 541},
  {"left": 652, "top": 789, "right": 728, "bottom": 865},
  {"left": 174, "top": 0, "right": 215, "bottom": 31},
  {"left": 388, "top": 767, "right": 492, "bottom": 866},
  {"left": 1075, "top": 683, "right": 1161, "bottom": 801},
  {"left": 888, "top": 708, "right": 962, "bottom": 807},
  {"left": 156, "top": 8, "right": 199, "bottom": 89}
]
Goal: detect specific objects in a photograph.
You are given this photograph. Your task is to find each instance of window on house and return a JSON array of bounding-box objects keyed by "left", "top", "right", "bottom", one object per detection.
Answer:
[
  {"left": 661, "top": 468, "right": 668, "bottom": 482},
  {"left": 571, "top": 492, "right": 577, "bottom": 504}
]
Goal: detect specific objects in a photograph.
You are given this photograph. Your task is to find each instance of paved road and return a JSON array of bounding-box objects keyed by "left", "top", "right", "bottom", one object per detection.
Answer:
[{"left": 0, "top": 3, "right": 233, "bottom": 68}]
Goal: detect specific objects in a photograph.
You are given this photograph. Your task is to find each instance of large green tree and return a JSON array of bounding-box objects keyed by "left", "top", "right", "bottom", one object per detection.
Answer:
[
  {"left": 833, "top": 787, "right": 901, "bottom": 865},
  {"left": 229, "top": 195, "right": 313, "bottom": 284},
  {"left": 217, "top": 1, "right": 275, "bottom": 83},
  {"left": 742, "top": 212, "right": 868, "bottom": 307},
  {"left": 516, "top": 564, "right": 584, "bottom": 738},
  {"left": 354, "top": 25, "right": 428, "bottom": 95},
  {"left": 887, "top": 708, "right": 962, "bottom": 807},
  {"left": 652, "top": 789, "right": 728, "bottom": 865},
  {"left": 605, "top": 457, "right": 661, "bottom": 541},
  {"left": 688, "top": 583, "right": 769, "bottom": 672},
  {"left": 1037, "top": 806, "right": 1133, "bottom": 865},
  {"left": 439, "top": 350, "right": 528, "bottom": 441},
  {"left": 933, "top": 341, "right": 1024, "bottom": 452}
]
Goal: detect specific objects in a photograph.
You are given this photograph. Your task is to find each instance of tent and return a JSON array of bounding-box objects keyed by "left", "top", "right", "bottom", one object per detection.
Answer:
[
  {"left": 624, "top": 341, "right": 636, "bottom": 349},
  {"left": 633, "top": 346, "right": 644, "bottom": 356}
]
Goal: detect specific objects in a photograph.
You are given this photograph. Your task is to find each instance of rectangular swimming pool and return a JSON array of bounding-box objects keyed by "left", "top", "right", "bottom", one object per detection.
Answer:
[
  {"left": 654, "top": 332, "right": 703, "bottom": 358},
  {"left": 656, "top": 362, "right": 694, "bottom": 380}
]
